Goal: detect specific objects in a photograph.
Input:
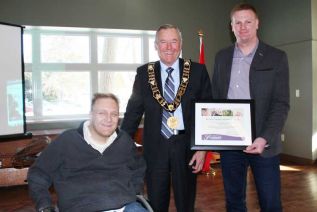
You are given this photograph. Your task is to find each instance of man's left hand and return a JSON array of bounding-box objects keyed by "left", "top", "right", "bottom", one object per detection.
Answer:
[
  {"left": 189, "top": 151, "right": 206, "bottom": 173},
  {"left": 243, "top": 137, "right": 267, "bottom": 154}
]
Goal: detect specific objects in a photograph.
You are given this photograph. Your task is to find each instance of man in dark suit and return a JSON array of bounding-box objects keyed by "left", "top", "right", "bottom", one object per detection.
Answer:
[
  {"left": 121, "top": 24, "right": 212, "bottom": 212},
  {"left": 212, "top": 3, "right": 290, "bottom": 212}
]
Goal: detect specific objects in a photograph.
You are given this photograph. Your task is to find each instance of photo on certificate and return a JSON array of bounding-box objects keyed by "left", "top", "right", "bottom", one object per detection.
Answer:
[{"left": 191, "top": 100, "right": 255, "bottom": 150}]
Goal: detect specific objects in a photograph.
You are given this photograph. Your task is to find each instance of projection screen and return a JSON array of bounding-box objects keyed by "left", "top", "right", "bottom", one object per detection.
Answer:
[{"left": 0, "top": 22, "right": 27, "bottom": 140}]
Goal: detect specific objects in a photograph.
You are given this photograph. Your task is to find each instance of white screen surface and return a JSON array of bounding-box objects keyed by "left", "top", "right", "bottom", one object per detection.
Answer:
[{"left": 0, "top": 23, "right": 25, "bottom": 138}]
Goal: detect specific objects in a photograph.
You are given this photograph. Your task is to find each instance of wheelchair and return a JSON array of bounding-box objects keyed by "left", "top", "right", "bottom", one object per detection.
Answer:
[{"left": 136, "top": 195, "right": 154, "bottom": 212}]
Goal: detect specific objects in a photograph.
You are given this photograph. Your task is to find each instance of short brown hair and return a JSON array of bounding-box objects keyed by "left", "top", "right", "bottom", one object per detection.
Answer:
[
  {"left": 230, "top": 3, "right": 258, "bottom": 20},
  {"left": 91, "top": 93, "right": 119, "bottom": 111}
]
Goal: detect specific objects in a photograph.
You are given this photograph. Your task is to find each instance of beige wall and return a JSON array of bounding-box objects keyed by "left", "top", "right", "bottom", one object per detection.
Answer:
[{"left": 249, "top": 0, "right": 316, "bottom": 161}]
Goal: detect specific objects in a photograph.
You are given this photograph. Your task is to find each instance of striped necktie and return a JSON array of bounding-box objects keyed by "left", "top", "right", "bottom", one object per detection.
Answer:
[{"left": 161, "top": 67, "right": 175, "bottom": 139}]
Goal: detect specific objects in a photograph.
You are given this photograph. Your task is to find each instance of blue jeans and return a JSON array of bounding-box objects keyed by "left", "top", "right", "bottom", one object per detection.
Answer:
[
  {"left": 123, "top": 201, "right": 148, "bottom": 212},
  {"left": 220, "top": 151, "right": 282, "bottom": 212}
]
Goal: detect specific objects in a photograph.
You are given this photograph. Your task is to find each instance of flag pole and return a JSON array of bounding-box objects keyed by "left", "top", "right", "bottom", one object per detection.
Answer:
[
  {"left": 198, "top": 30, "right": 205, "bottom": 64},
  {"left": 198, "top": 30, "right": 216, "bottom": 176}
]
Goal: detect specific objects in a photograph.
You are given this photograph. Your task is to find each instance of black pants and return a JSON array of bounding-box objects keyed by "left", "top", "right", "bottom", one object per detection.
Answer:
[{"left": 145, "top": 134, "right": 196, "bottom": 212}]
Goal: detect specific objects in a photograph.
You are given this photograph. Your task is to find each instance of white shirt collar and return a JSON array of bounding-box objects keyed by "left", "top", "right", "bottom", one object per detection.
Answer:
[{"left": 160, "top": 59, "right": 179, "bottom": 72}]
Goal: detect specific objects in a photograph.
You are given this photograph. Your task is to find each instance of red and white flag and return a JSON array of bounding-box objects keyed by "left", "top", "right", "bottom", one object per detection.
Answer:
[{"left": 199, "top": 36, "right": 205, "bottom": 64}]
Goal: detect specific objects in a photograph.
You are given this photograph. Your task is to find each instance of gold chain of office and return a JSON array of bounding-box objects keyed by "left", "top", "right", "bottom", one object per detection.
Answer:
[{"left": 147, "top": 59, "right": 191, "bottom": 112}]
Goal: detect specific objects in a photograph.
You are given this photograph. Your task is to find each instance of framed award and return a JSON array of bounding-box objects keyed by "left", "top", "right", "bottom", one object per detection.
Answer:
[{"left": 191, "top": 99, "right": 255, "bottom": 150}]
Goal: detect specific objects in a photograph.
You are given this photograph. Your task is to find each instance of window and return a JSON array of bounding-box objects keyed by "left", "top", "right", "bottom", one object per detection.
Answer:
[
  {"left": 41, "top": 34, "right": 90, "bottom": 63},
  {"left": 23, "top": 26, "right": 157, "bottom": 123},
  {"left": 41, "top": 71, "right": 90, "bottom": 116},
  {"left": 97, "top": 36, "right": 142, "bottom": 63}
]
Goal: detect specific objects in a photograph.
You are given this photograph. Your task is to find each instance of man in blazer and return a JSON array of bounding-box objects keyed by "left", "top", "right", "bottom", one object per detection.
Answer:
[
  {"left": 212, "top": 3, "right": 290, "bottom": 212},
  {"left": 121, "top": 24, "right": 212, "bottom": 212}
]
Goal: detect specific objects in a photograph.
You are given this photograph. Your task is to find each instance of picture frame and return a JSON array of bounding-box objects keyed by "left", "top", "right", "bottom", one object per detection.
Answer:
[{"left": 191, "top": 99, "right": 255, "bottom": 150}]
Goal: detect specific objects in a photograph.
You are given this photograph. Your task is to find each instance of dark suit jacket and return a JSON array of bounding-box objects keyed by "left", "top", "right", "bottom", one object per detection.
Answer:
[
  {"left": 212, "top": 41, "right": 290, "bottom": 157},
  {"left": 121, "top": 58, "right": 212, "bottom": 165}
]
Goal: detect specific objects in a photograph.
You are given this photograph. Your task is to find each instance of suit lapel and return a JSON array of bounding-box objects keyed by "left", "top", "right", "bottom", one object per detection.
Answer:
[
  {"left": 249, "top": 41, "right": 268, "bottom": 98},
  {"left": 153, "top": 61, "right": 163, "bottom": 94},
  {"left": 179, "top": 58, "right": 184, "bottom": 85},
  {"left": 250, "top": 41, "right": 267, "bottom": 71},
  {"left": 223, "top": 47, "right": 235, "bottom": 97},
  {"left": 177, "top": 58, "right": 187, "bottom": 118},
  {"left": 178, "top": 58, "right": 188, "bottom": 103}
]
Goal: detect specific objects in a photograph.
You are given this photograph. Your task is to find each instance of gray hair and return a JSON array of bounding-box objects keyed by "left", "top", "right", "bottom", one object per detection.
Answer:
[{"left": 155, "top": 24, "right": 183, "bottom": 44}]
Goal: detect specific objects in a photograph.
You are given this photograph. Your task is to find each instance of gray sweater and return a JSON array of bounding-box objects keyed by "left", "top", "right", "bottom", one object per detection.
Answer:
[{"left": 27, "top": 124, "right": 146, "bottom": 212}]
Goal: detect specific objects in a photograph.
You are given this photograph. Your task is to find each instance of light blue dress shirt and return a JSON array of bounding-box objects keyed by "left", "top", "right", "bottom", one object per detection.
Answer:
[
  {"left": 228, "top": 42, "right": 258, "bottom": 99},
  {"left": 160, "top": 59, "right": 185, "bottom": 130}
]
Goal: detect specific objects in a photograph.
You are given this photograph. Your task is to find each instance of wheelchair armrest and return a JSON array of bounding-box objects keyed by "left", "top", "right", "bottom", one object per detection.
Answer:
[{"left": 136, "top": 195, "right": 153, "bottom": 212}]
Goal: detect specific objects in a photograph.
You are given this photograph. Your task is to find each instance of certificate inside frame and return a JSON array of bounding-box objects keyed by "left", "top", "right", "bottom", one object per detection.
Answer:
[{"left": 191, "top": 99, "right": 255, "bottom": 150}]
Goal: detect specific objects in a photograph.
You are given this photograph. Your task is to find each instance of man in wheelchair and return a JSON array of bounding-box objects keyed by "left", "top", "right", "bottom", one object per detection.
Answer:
[{"left": 27, "top": 93, "right": 147, "bottom": 212}]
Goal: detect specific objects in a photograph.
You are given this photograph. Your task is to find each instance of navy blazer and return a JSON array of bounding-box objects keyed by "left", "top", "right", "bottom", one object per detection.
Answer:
[
  {"left": 212, "top": 41, "right": 290, "bottom": 157},
  {"left": 121, "top": 58, "right": 212, "bottom": 165}
]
